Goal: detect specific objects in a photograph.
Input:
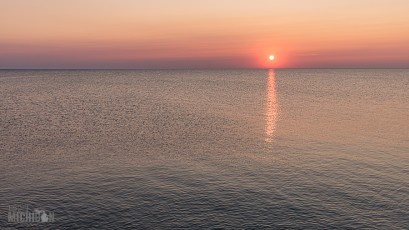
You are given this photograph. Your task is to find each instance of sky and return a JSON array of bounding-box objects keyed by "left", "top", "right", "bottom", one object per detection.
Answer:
[{"left": 1, "top": 0, "right": 409, "bottom": 69}]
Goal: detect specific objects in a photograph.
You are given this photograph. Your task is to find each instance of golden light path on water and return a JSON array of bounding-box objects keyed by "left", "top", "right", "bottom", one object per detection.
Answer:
[{"left": 265, "top": 69, "right": 278, "bottom": 143}]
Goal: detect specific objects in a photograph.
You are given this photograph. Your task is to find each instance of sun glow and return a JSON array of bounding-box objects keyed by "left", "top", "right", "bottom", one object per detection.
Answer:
[{"left": 269, "top": 55, "right": 275, "bottom": 61}]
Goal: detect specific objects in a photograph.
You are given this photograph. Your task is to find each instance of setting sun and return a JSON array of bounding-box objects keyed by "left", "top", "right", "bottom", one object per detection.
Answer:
[{"left": 269, "top": 55, "right": 275, "bottom": 61}]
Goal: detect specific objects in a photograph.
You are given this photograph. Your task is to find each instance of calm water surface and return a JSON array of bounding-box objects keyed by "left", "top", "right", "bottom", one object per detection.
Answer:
[{"left": 0, "top": 69, "right": 408, "bottom": 229}]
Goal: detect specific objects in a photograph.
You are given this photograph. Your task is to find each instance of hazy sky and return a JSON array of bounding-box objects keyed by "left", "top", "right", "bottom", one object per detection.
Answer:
[{"left": 1, "top": 0, "right": 409, "bottom": 68}]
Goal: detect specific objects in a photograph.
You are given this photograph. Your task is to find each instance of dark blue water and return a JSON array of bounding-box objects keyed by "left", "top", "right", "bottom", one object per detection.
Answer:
[{"left": 1, "top": 69, "right": 408, "bottom": 229}]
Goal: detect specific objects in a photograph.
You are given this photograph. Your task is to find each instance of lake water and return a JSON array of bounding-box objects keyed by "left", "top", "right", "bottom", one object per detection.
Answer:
[{"left": 1, "top": 69, "right": 408, "bottom": 229}]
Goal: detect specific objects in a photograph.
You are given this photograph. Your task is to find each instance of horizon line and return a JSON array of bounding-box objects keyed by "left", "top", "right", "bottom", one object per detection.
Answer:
[{"left": 1, "top": 67, "right": 409, "bottom": 71}]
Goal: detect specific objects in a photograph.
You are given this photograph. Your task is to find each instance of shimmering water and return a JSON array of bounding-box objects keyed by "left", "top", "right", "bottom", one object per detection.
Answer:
[{"left": 1, "top": 69, "right": 408, "bottom": 229}]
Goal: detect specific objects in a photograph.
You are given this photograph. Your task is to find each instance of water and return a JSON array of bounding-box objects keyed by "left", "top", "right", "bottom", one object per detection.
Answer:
[{"left": 0, "top": 69, "right": 408, "bottom": 229}]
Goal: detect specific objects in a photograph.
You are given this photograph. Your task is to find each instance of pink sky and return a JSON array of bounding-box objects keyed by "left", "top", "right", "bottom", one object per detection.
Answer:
[{"left": 1, "top": 0, "right": 409, "bottom": 68}]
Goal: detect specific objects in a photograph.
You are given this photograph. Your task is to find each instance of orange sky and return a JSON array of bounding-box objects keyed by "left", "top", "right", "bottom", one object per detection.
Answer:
[{"left": 1, "top": 0, "right": 409, "bottom": 68}]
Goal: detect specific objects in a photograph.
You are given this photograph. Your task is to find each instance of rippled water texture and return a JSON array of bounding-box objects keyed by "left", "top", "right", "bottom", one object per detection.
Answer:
[{"left": 1, "top": 69, "right": 408, "bottom": 229}]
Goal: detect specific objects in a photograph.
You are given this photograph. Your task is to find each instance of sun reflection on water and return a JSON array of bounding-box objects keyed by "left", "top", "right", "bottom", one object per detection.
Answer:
[{"left": 265, "top": 69, "right": 279, "bottom": 142}]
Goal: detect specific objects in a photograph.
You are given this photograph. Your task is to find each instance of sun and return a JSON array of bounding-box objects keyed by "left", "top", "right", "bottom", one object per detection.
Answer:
[{"left": 269, "top": 55, "right": 275, "bottom": 61}]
